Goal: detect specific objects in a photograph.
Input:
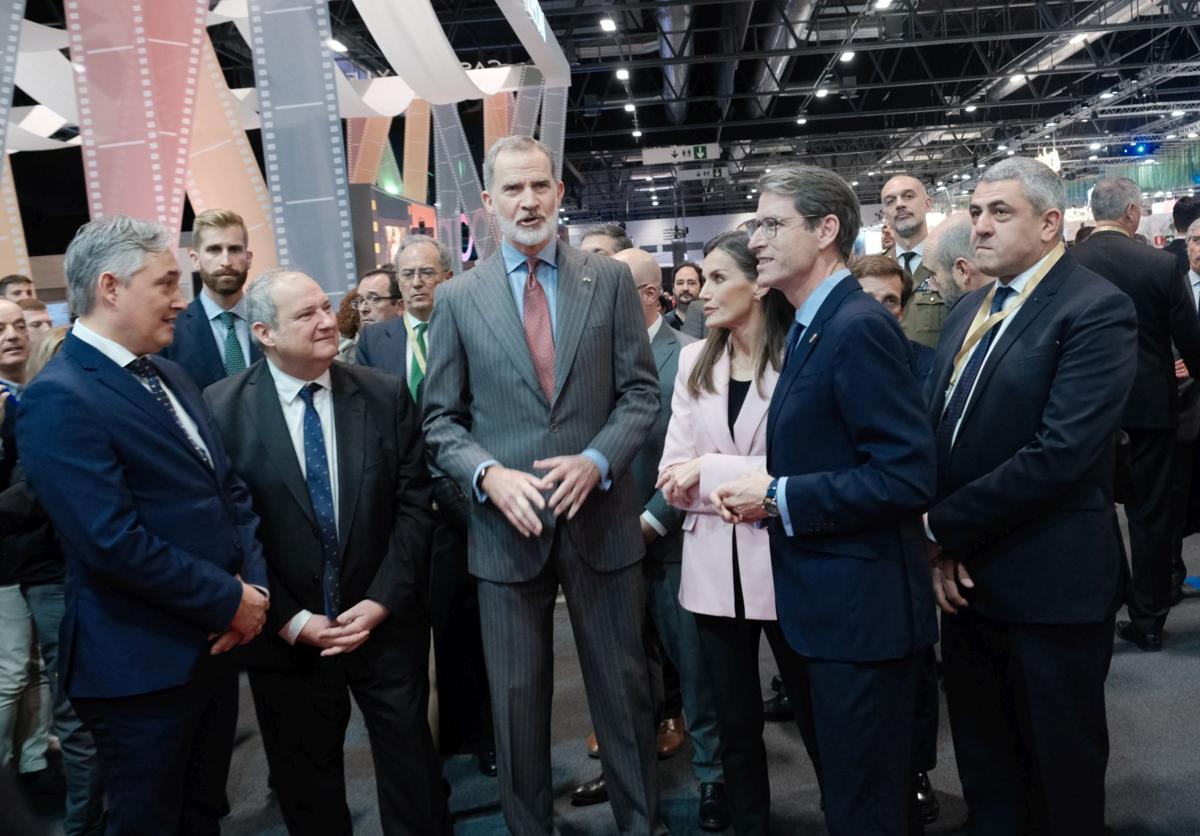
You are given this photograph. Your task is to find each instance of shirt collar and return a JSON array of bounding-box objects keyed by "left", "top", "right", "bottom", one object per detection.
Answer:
[
  {"left": 895, "top": 239, "right": 926, "bottom": 258},
  {"left": 0, "top": 377, "right": 20, "bottom": 395},
  {"left": 72, "top": 319, "right": 140, "bottom": 368},
  {"left": 404, "top": 310, "right": 428, "bottom": 329},
  {"left": 198, "top": 290, "right": 248, "bottom": 322},
  {"left": 1190, "top": 270, "right": 1200, "bottom": 287},
  {"left": 795, "top": 268, "right": 852, "bottom": 328},
  {"left": 647, "top": 314, "right": 663, "bottom": 341},
  {"left": 999, "top": 248, "right": 1055, "bottom": 294},
  {"left": 265, "top": 357, "right": 334, "bottom": 406},
  {"left": 501, "top": 237, "right": 558, "bottom": 277}
]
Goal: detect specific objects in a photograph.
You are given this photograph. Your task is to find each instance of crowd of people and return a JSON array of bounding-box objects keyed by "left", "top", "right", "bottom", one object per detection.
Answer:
[{"left": 1, "top": 132, "right": 1199, "bottom": 836}]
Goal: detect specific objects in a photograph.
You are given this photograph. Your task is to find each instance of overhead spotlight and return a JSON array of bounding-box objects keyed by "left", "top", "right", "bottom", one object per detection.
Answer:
[
  {"left": 1171, "top": 109, "right": 1186, "bottom": 117},
  {"left": 936, "top": 181, "right": 943, "bottom": 186},
  {"left": 746, "top": 194, "right": 754, "bottom": 200},
  {"left": 796, "top": 117, "right": 808, "bottom": 125},
  {"left": 965, "top": 104, "right": 977, "bottom": 113},
  {"left": 1089, "top": 142, "right": 1101, "bottom": 150},
  {"left": 977, "top": 162, "right": 986, "bottom": 168},
  {"left": 1167, "top": 133, "right": 1178, "bottom": 139},
  {"left": 1100, "top": 91, "right": 1115, "bottom": 99},
  {"left": 616, "top": 68, "right": 629, "bottom": 81},
  {"left": 632, "top": 129, "right": 642, "bottom": 138},
  {"left": 599, "top": 17, "right": 617, "bottom": 33},
  {"left": 765, "top": 167, "right": 772, "bottom": 173},
  {"left": 1189, "top": 132, "right": 1199, "bottom": 139},
  {"left": 851, "top": 180, "right": 860, "bottom": 186},
  {"left": 815, "top": 88, "right": 829, "bottom": 98},
  {"left": 867, "top": 170, "right": 877, "bottom": 175},
  {"left": 1088, "top": 154, "right": 1098, "bottom": 160},
  {"left": 841, "top": 51, "right": 855, "bottom": 62},
  {"left": 1006, "top": 149, "right": 1016, "bottom": 156},
  {"left": 327, "top": 38, "right": 348, "bottom": 53},
  {"left": 997, "top": 143, "right": 1008, "bottom": 150},
  {"left": 1044, "top": 122, "right": 1055, "bottom": 128},
  {"left": 1009, "top": 73, "right": 1025, "bottom": 84},
  {"left": 886, "top": 159, "right": 895, "bottom": 164},
  {"left": 874, "top": 0, "right": 894, "bottom": 8},
  {"left": 624, "top": 103, "right": 636, "bottom": 112},
  {"left": 1070, "top": 33, "right": 1088, "bottom": 44},
  {"left": 751, "top": 187, "right": 758, "bottom": 193}
]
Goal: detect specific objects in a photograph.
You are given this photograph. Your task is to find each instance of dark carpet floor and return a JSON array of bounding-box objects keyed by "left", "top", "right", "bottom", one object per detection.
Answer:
[{"left": 34, "top": 530, "right": 1200, "bottom": 835}]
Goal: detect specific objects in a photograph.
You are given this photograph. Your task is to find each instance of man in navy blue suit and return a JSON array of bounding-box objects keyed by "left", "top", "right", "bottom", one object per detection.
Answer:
[
  {"left": 925, "top": 157, "right": 1136, "bottom": 834},
  {"left": 160, "top": 208, "right": 261, "bottom": 390},
  {"left": 712, "top": 163, "right": 938, "bottom": 835},
  {"left": 17, "top": 215, "right": 270, "bottom": 835}
]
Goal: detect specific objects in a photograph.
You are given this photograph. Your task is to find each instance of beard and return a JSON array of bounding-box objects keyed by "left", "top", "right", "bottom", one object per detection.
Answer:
[
  {"left": 201, "top": 268, "right": 248, "bottom": 297},
  {"left": 497, "top": 213, "right": 555, "bottom": 248},
  {"left": 892, "top": 215, "right": 924, "bottom": 239}
]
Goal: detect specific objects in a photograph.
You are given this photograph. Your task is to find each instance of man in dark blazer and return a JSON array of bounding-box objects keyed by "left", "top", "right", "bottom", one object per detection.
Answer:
[
  {"left": 1071, "top": 176, "right": 1200, "bottom": 650},
  {"left": 160, "top": 208, "right": 261, "bottom": 390},
  {"left": 1165, "top": 196, "right": 1199, "bottom": 277},
  {"left": 356, "top": 234, "right": 498, "bottom": 775},
  {"left": 882, "top": 175, "right": 946, "bottom": 348},
  {"left": 17, "top": 215, "right": 270, "bottom": 835},
  {"left": 665, "top": 262, "right": 707, "bottom": 338},
  {"left": 713, "top": 164, "right": 938, "bottom": 836},
  {"left": 423, "top": 135, "right": 662, "bottom": 835},
  {"left": 925, "top": 158, "right": 1137, "bottom": 835},
  {"left": 206, "top": 268, "right": 447, "bottom": 835}
]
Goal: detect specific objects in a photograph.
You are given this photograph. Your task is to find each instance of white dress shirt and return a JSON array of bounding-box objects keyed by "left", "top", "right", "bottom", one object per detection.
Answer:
[
  {"left": 896, "top": 238, "right": 927, "bottom": 276},
  {"left": 198, "top": 291, "right": 252, "bottom": 366},
  {"left": 403, "top": 310, "right": 430, "bottom": 380},
  {"left": 1188, "top": 269, "right": 1200, "bottom": 312},
  {"left": 265, "top": 359, "right": 338, "bottom": 644},
  {"left": 72, "top": 320, "right": 212, "bottom": 462}
]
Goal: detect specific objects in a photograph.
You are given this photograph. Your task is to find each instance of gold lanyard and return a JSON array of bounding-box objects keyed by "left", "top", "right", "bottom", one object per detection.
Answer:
[
  {"left": 948, "top": 243, "right": 1064, "bottom": 390},
  {"left": 1090, "top": 222, "right": 1129, "bottom": 237},
  {"left": 403, "top": 316, "right": 428, "bottom": 375}
]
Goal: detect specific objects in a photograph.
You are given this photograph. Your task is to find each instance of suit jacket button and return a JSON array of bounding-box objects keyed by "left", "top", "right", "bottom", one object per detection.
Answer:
[{"left": 550, "top": 423, "right": 559, "bottom": 433}]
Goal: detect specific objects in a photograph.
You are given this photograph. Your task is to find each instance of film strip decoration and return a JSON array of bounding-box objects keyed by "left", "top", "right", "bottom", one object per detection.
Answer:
[
  {"left": 246, "top": 0, "right": 356, "bottom": 295},
  {"left": 0, "top": 0, "right": 30, "bottom": 275},
  {"left": 402, "top": 99, "right": 430, "bottom": 205},
  {"left": 64, "top": 0, "right": 207, "bottom": 240},
  {"left": 431, "top": 102, "right": 498, "bottom": 261},
  {"left": 347, "top": 117, "right": 392, "bottom": 185},
  {"left": 483, "top": 92, "right": 514, "bottom": 156},
  {"left": 185, "top": 35, "right": 278, "bottom": 271},
  {"left": 510, "top": 65, "right": 543, "bottom": 138},
  {"left": 539, "top": 86, "right": 569, "bottom": 183}
]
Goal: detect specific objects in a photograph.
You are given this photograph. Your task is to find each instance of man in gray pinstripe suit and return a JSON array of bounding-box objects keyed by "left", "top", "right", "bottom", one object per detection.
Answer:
[{"left": 423, "top": 135, "right": 664, "bottom": 835}]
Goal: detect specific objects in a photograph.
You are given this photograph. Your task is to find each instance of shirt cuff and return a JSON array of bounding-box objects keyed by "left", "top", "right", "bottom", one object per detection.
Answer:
[
  {"left": 641, "top": 510, "right": 667, "bottom": 537},
  {"left": 281, "top": 609, "right": 314, "bottom": 645},
  {"left": 472, "top": 459, "right": 500, "bottom": 503},
  {"left": 582, "top": 449, "right": 612, "bottom": 490},
  {"left": 923, "top": 513, "right": 937, "bottom": 543},
  {"left": 776, "top": 476, "right": 794, "bottom": 537},
  {"left": 252, "top": 585, "right": 269, "bottom": 599}
]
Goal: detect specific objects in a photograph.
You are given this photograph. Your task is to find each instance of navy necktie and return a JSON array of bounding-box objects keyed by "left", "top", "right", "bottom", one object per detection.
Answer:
[
  {"left": 298, "top": 382, "right": 340, "bottom": 617},
  {"left": 126, "top": 357, "right": 212, "bottom": 468},
  {"left": 782, "top": 321, "right": 805, "bottom": 371},
  {"left": 935, "top": 285, "right": 1016, "bottom": 461}
]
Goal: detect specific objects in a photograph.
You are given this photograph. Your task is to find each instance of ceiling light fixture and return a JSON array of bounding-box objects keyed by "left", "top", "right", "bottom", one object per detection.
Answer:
[
  {"left": 841, "top": 51, "right": 855, "bottom": 62},
  {"left": 327, "top": 38, "right": 348, "bottom": 53},
  {"left": 1089, "top": 154, "right": 1098, "bottom": 160},
  {"left": 1100, "top": 91, "right": 1115, "bottom": 99},
  {"left": 1010, "top": 73, "right": 1025, "bottom": 84},
  {"left": 1167, "top": 133, "right": 1178, "bottom": 139},
  {"left": 1070, "top": 33, "right": 1088, "bottom": 44},
  {"left": 815, "top": 88, "right": 829, "bottom": 98},
  {"left": 1171, "top": 109, "right": 1186, "bottom": 117},
  {"left": 796, "top": 117, "right": 808, "bottom": 125},
  {"left": 632, "top": 129, "right": 642, "bottom": 138},
  {"left": 1089, "top": 142, "right": 1101, "bottom": 150},
  {"left": 624, "top": 103, "right": 635, "bottom": 113},
  {"left": 599, "top": 17, "right": 617, "bottom": 33},
  {"left": 997, "top": 143, "right": 1008, "bottom": 150},
  {"left": 964, "top": 104, "right": 977, "bottom": 113},
  {"left": 616, "top": 68, "right": 629, "bottom": 81},
  {"left": 874, "top": 0, "right": 894, "bottom": 8},
  {"left": 1006, "top": 149, "right": 1016, "bottom": 156},
  {"left": 851, "top": 180, "right": 859, "bottom": 186}
]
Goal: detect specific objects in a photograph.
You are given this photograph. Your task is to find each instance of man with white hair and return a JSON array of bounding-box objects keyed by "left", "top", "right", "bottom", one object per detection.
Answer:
[
  {"left": 925, "top": 158, "right": 1137, "bottom": 834},
  {"left": 1073, "top": 176, "right": 1200, "bottom": 652},
  {"left": 922, "top": 214, "right": 994, "bottom": 309}
]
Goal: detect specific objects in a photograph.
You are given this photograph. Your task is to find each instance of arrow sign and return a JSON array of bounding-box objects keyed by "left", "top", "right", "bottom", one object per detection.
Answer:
[{"left": 643, "top": 143, "right": 721, "bottom": 166}]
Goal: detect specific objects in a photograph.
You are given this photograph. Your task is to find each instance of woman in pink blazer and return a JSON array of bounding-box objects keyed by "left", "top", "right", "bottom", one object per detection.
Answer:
[{"left": 658, "top": 231, "right": 806, "bottom": 834}]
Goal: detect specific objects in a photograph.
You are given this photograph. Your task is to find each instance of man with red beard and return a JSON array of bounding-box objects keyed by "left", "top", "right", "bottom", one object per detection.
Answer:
[{"left": 161, "top": 208, "right": 262, "bottom": 389}]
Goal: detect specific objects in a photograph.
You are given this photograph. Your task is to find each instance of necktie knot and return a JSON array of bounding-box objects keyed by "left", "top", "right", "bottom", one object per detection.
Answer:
[
  {"left": 126, "top": 356, "right": 155, "bottom": 378},
  {"left": 526, "top": 258, "right": 540, "bottom": 285},
  {"left": 990, "top": 285, "right": 1016, "bottom": 315},
  {"left": 218, "top": 311, "right": 237, "bottom": 328},
  {"left": 413, "top": 321, "right": 428, "bottom": 336},
  {"left": 901, "top": 251, "right": 916, "bottom": 271},
  {"left": 299, "top": 381, "right": 322, "bottom": 407}
]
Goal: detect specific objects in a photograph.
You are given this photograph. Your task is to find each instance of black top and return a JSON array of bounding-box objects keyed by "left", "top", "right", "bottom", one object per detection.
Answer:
[{"left": 728, "top": 378, "right": 751, "bottom": 433}]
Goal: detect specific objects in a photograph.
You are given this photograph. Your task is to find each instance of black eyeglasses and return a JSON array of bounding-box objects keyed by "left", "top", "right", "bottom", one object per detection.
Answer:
[
  {"left": 351, "top": 294, "right": 400, "bottom": 310},
  {"left": 743, "top": 215, "right": 822, "bottom": 239}
]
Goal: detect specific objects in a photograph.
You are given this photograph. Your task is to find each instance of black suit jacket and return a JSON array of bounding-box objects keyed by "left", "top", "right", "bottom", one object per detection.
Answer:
[
  {"left": 161, "top": 296, "right": 262, "bottom": 391},
  {"left": 204, "top": 360, "right": 434, "bottom": 670},
  {"left": 927, "top": 252, "right": 1137, "bottom": 623},
  {"left": 1164, "top": 237, "right": 1190, "bottom": 279},
  {"left": 1072, "top": 230, "right": 1200, "bottom": 429}
]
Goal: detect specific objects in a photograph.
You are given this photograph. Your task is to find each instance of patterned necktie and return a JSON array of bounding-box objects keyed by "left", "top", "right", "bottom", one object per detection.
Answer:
[
  {"left": 935, "top": 285, "right": 1016, "bottom": 461},
  {"left": 298, "top": 382, "right": 341, "bottom": 617},
  {"left": 217, "top": 311, "right": 247, "bottom": 375},
  {"left": 523, "top": 257, "right": 555, "bottom": 401},
  {"left": 126, "top": 356, "right": 213, "bottom": 467},
  {"left": 781, "top": 320, "right": 805, "bottom": 371},
  {"left": 408, "top": 321, "right": 427, "bottom": 402}
]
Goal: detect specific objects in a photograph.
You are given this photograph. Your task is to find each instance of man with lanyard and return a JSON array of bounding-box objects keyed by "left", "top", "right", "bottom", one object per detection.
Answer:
[
  {"left": 881, "top": 175, "right": 945, "bottom": 348},
  {"left": 925, "top": 157, "right": 1137, "bottom": 834}
]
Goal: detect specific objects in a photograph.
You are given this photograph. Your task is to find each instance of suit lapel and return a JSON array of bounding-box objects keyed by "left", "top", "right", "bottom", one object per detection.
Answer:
[
  {"left": 185, "top": 297, "right": 225, "bottom": 381},
  {"left": 701, "top": 348, "right": 739, "bottom": 454},
  {"left": 469, "top": 253, "right": 548, "bottom": 404},
  {"left": 651, "top": 321, "right": 678, "bottom": 376},
  {"left": 330, "top": 364, "right": 364, "bottom": 557},
  {"left": 733, "top": 364, "right": 777, "bottom": 454},
  {"left": 927, "top": 295, "right": 980, "bottom": 422},
  {"left": 551, "top": 246, "right": 597, "bottom": 404},
  {"left": 771, "top": 276, "right": 858, "bottom": 414},
  {"left": 244, "top": 362, "right": 318, "bottom": 528},
  {"left": 152, "top": 357, "right": 222, "bottom": 477}
]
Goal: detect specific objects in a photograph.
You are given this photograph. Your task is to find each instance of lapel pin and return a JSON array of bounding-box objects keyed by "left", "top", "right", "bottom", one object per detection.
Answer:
[
  {"left": 808, "top": 332, "right": 819, "bottom": 343},
  {"left": 582, "top": 276, "right": 593, "bottom": 283}
]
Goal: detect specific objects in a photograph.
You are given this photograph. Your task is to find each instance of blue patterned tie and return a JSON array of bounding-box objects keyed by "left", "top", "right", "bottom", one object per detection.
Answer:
[
  {"left": 298, "top": 382, "right": 340, "bottom": 617},
  {"left": 935, "top": 285, "right": 1016, "bottom": 461},
  {"left": 781, "top": 320, "right": 805, "bottom": 371},
  {"left": 217, "top": 311, "right": 247, "bottom": 375},
  {"left": 126, "top": 357, "right": 212, "bottom": 468}
]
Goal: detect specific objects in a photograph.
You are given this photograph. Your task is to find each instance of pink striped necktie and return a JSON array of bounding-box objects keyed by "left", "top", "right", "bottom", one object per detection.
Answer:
[{"left": 523, "top": 257, "right": 556, "bottom": 401}]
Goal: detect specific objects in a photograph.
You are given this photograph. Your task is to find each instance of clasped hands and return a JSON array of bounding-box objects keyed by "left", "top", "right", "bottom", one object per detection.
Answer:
[
  {"left": 658, "top": 461, "right": 772, "bottom": 524},
  {"left": 298, "top": 600, "right": 390, "bottom": 657},
  {"left": 482, "top": 456, "right": 601, "bottom": 537},
  {"left": 927, "top": 540, "right": 975, "bottom": 614},
  {"left": 209, "top": 576, "right": 269, "bottom": 655}
]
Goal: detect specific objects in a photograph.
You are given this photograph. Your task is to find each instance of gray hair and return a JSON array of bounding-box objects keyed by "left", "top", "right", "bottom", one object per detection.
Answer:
[
  {"left": 977, "top": 156, "right": 1066, "bottom": 215},
  {"left": 64, "top": 215, "right": 173, "bottom": 317},
  {"left": 482, "top": 135, "right": 558, "bottom": 192},
  {"left": 1089, "top": 177, "right": 1142, "bottom": 222},
  {"left": 580, "top": 223, "right": 634, "bottom": 252},
  {"left": 757, "top": 163, "right": 861, "bottom": 261},
  {"left": 397, "top": 234, "right": 454, "bottom": 272},
  {"left": 245, "top": 267, "right": 307, "bottom": 336},
  {"left": 928, "top": 217, "right": 975, "bottom": 278}
]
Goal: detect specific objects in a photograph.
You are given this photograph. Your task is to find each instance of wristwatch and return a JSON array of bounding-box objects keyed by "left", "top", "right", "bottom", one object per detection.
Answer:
[{"left": 762, "top": 478, "right": 780, "bottom": 517}]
